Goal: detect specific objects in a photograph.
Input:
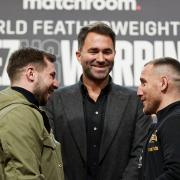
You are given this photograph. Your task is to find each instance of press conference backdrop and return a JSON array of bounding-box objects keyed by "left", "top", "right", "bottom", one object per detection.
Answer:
[{"left": 0, "top": 0, "right": 180, "bottom": 88}]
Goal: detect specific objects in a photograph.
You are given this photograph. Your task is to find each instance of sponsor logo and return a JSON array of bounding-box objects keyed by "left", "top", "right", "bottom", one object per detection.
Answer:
[{"left": 23, "top": 0, "right": 140, "bottom": 11}]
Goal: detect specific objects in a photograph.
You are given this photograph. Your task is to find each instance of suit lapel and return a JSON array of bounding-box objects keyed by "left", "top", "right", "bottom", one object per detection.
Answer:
[
  {"left": 99, "top": 86, "right": 130, "bottom": 162},
  {"left": 62, "top": 84, "right": 87, "bottom": 162}
]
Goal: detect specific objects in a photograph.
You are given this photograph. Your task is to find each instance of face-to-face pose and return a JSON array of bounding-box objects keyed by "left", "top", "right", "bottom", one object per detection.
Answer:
[
  {"left": 33, "top": 57, "right": 58, "bottom": 106},
  {"left": 138, "top": 57, "right": 180, "bottom": 114},
  {"left": 7, "top": 48, "right": 59, "bottom": 106},
  {"left": 137, "top": 64, "right": 162, "bottom": 114}
]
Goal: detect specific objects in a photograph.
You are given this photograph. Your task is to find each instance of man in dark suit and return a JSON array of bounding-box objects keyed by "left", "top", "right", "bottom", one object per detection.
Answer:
[{"left": 45, "top": 22, "right": 151, "bottom": 180}]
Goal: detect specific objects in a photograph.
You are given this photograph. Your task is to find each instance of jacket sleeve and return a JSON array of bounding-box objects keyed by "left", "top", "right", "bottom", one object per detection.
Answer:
[
  {"left": 122, "top": 99, "right": 151, "bottom": 180},
  {"left": 0, "top": 106, "right": 45, "bottom": 180},
  {"left": 156, "top": 114, "right": 180, "bottom": 180}
]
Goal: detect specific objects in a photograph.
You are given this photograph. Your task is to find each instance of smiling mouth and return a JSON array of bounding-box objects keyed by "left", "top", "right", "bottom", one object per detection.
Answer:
[
  {"left": 93, "top": 66, "right": 108, "bottom": 72},
  {"left": 93, "top": 65, "right": 108, "bottom": 69},
  {"left": 141, "top": 98, "right": 146, "bottom": 103}
]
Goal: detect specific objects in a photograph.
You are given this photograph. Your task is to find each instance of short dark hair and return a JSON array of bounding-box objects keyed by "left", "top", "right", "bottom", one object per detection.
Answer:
[
  {"left": 77, "top": 22, "right": 116, "bottom": 50},
  {"left": 7, "top": 47, "right": 56, "bottom": 82},
  {"left": 145, "top": 57, "right": 180, "bottom": 75}
]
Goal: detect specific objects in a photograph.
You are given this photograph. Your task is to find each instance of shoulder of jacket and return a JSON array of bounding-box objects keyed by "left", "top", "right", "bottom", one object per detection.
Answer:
[
  {"left": 54, "top": 83, "right": 79, "bottom": 95},
  {"left": 111, "top": 83, "right": 137, "bottom": 95}
]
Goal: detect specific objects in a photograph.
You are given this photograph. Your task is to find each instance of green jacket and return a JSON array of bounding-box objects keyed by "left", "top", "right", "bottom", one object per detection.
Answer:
[{"left": 0, "top": 88, "right": 64, "bottom": 180}]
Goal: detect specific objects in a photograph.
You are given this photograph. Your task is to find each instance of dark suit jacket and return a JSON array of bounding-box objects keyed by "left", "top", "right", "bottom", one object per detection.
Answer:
[{"left": 45, "top": 82, "right": 151, "bottom": 180}]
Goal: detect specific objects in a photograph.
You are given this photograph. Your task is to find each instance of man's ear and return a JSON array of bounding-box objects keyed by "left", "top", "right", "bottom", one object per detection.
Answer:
[
  {"left": 76, "top": 50, "right": 81, "bottom": 64},
  {"left": 161, "top": 76, "right": 168, "bottom": 92},
  {"left": 25, "top": 65, "right": 36, "bottom": 82}
]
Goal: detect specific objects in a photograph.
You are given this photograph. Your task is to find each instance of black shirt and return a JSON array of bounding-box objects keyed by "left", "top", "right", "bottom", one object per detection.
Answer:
[
  {"left": 80, "top": 78, "right": 111, "bottom": 180},
  {"left": 11, "top": 86, "right": 39, "bottom": 107},
  {"left": 141, "top": 101, "right": 180, "bottom": 180}
]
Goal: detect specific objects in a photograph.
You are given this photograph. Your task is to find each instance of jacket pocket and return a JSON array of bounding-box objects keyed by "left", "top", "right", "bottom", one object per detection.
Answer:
[{"left": 41, "top": 133, "right": 64, "bottom": 180}]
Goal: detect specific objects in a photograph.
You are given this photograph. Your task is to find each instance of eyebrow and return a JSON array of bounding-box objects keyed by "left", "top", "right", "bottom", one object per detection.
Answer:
[
  {"left": 88, "top": 48, "right": 99, "bottom": 51},
  {"left": 88, "top": 47, "right": 113, "bottom": 51},
  {"left": 171, "top": 74, "right": 180, "bottom": 81},
  {"left": 173, "top": 77, "right": 180, "bottom": 81}
]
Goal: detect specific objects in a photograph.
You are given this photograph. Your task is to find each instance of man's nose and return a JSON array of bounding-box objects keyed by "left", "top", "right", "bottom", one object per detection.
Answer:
[
  {"left": 96, "top": 52, "right": 105, "bottom": 62},
  {"left": 137, "top": 86, "right": 143, "bottom": 96},
  {"left": 53, "top": 79, "right": 59, "bottom": 89}
]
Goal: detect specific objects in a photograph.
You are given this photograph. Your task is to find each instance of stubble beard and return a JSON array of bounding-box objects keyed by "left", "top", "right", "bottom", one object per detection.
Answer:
[{"left": 83, "top": 62, "right": 114, "bottom": 82}]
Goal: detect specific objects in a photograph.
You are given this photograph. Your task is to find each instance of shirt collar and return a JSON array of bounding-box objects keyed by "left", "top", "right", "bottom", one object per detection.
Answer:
[
  {"left": 11, "top": 86, "right": 39, "bottom": 107},
  {"left": 156, "top": 100, "right": 180, "bottom": 124},
  {"left": 79, "top": 75, "right": 112, "bottom": 95}
]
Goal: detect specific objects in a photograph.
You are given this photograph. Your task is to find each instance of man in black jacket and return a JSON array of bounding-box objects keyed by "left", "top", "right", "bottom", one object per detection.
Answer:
[
  {"left": 137, "top": 57, "right": 180, "bottom": 180},
  {"left": 45, "top": 22, "right": 151, "bottom": 180}
]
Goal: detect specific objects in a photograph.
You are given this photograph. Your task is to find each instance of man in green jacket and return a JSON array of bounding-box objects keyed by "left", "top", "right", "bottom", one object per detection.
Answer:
[{"left": 0, "top": 47, "right": 64, "bottom": 180}]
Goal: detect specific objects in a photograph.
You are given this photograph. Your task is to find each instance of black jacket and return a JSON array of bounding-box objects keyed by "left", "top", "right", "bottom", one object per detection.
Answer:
[{"left": 45, "top": 82, "right": 151, "bottom": 180}]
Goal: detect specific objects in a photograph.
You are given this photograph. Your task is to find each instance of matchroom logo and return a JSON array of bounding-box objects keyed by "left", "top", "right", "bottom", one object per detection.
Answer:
[{"left": 23, "top": 0, "right": 141, "bottom": 11}]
